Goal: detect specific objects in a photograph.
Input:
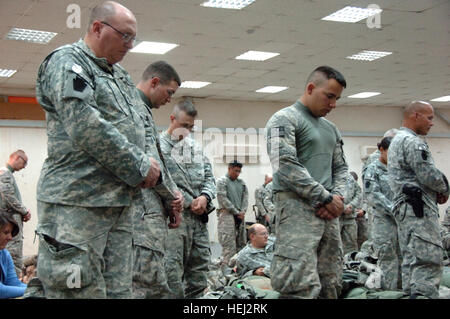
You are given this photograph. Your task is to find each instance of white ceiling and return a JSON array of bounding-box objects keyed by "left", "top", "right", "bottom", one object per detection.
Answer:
[{"left": 0, "top": 0, "right": 449, "bottom": 108}]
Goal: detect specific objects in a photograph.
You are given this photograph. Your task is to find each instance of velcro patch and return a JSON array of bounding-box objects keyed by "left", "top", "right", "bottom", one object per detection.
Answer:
[{"left": 73, "top": 75, "right": 87, "bottom": 92}]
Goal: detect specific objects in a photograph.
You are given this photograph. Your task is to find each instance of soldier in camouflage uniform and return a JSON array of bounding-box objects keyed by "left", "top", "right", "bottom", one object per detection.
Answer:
[
  {"left": 160, "top": 100, "right": 217, "bottom": 299},
  {"left": 254, "top": 175, "right": 273, "bottom": 232},
  {"left": 235, "top": 223, "right": 274, "bottom": 279},
  {"left": 217, "top": 160, "right": 248, "bottom": 267},
  {"left": 29, "top": 2, "right": 163, "bottom": 298},
  {"left": 0, "top": 150, "right": 32, "bottom": 276},
  {"left": 133, "top": 61, "right": 184, "bottom": 298},
  {"left": 262, "top": 181, "right": 276, "bottom": 235},
  {"left": 388, "top": 101, "right": 449, "bottom": 299},
  {"left": 364, "top": 137, "right": 402, "bottom": 291},
  {"left": 442, "top": 207, "right": 450, "bottom": 263},
  {"left": 265, "top": 66, "right": 348, "bottom": 299},
  {"left": 339, "top": 172, "right": 362, "bottom": 255},
  {"left": 359, "top": 128, "right": 398, "bottom": 245}
]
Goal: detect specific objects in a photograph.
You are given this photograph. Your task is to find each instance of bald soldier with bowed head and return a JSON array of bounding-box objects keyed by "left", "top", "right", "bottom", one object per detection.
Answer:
[
  {"left": 29, "top": 1, "right": 162, "bottom": 298},
  {"left": 388, "top": 101, "right": 449, "bottom": 299},
  {"left": 265, "top": 66, "right": 348, "bottom": 299}
]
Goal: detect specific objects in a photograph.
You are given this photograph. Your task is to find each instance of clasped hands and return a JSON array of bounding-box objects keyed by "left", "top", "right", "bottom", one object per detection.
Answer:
[{"left": 315, "top": 194, "right": 345, "bottom": 220}]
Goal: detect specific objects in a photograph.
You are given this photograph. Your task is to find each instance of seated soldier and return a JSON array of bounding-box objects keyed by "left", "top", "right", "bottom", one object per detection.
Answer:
[{"left": 235, "top": 223, "right": 275, "bottom": 278}]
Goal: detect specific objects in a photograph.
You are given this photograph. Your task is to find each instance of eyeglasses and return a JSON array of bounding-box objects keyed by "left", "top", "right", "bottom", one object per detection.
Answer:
[
  {"left": 101, "top": 21, "right": 136, "bottom": 45},
  {"left": 256, "top": 232, "right": 268, "bottom": 237}
]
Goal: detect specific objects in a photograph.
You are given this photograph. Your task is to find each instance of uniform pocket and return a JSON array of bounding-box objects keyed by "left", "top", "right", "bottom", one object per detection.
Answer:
[
  {"left": 274, "top": 243, "right": 303, "bottom": 260},
  {"left": 37, "top": 234, "right": 93, "bottom": 290},
  {"left": 413, "top": 231, "right": 443, "bottom": 266}
]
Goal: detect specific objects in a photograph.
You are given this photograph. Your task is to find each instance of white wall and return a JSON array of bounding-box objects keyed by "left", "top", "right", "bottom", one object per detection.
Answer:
[{"left": 1, "top": 100, "right": 449, "bottom": 255}]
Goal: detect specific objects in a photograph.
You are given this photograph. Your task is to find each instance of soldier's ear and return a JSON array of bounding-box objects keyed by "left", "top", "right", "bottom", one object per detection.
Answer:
[
  {"left": 150, "top": 76, "right": 160, "bottom": 88},
  {"left": 306, "top": 83, "right": 315, "bottom": 95}
]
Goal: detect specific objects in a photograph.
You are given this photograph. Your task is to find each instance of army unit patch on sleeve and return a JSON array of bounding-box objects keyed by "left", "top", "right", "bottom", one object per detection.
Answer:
[
  {"left": 267, "top": 126, "right": 285, "bottom": 139},
  {"left": 73, "top": 75, "right": 87, "bottom": 92}
]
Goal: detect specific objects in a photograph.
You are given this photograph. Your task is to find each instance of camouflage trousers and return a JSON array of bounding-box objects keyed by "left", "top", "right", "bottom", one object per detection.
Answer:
[
  {"left": 131, "top": 190, "right": 170, "bottom": 299},
  {"left": 356, "top": 215, "right": 369, "bottom": 250},
  {"left": 30, "top": 201, "right": 133, "bottom": 299},
  {"left": 165, "top": 212, "right": 211, "bottom": 299},
  {"left": 217, "top": 211, "right": 246, "bottom": 266},
  {"left": 6, "top": 213, "right": 24, "bottom": 277},
  {"left": 271, "top": 193, "right": 343, "bottom": 299},
  {"left": 339, "top": 216, "right": 358, "bottom": 255},
  {"left": 132, "top": 245, "right": 170, "bottom": 299},
  {"left": 371, "top": 212, "right": 402, "bottom": 290},
  {"left": 394, "top": 202, "right": 443, "bottom": 298}
]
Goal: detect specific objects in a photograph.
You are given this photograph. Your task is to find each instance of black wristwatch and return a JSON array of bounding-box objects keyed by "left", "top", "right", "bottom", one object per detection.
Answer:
[{"left": 323, "top": 194, "right": 333, "bottom": 205}]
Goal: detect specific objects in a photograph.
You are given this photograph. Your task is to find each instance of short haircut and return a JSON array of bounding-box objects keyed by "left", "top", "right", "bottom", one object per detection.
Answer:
[
  {"left": 306, "top": 65, "right": 347, "bottom": 89},
  {"left": 377, "top": 136, "right": 393, "bottom": 151},
  {"left": 0, "top": 212, "right": 20, "bottom": 238},
  {"left": 173, "top": 99, "right": 197, "bottom": 118},
  {"left": 228, "top": 159, "right": 243, "bottom": 168},
  {"left": 142, "top": 61, "right": 181, "bottom": 86},
  {"left": 88, "top": 1, "right": 117, "bottom": 27},
  {"left": 9, "top": 150, "right": 25, "bottom": 160}
]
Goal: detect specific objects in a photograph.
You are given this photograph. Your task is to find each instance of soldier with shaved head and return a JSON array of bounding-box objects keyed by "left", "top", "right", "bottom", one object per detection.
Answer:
[
  {"left": 388, "top": 101, "right": 449, "bottom": 298},
  {"left": 265, "top": 66, "right": 348, "bottom": 299}
]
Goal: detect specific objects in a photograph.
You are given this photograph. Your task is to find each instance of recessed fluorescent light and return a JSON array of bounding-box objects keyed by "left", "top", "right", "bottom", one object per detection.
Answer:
[
  {"left": 346, "top": 50, "right": 392, "bottom": 61},
  {"left": 0, "top": 69, "right": 17, "bottom": 78},
  {"left": 431, "top": 95, "right": 450, "bottom": 102},
  {"left": 6, "top": 27, "right": 57, "bottom": 44},
  {"left": 130, "top": 41, "right": 178, "bottom": 54},
  {"left": 348, "top": 92, "right": 381, "bottom": 99},
  {"left": 322, "top": 6, "right": 382, "bottom": 23},
  {"left": 201, "top": 0, "right": 256, "bottom": 10},
  {"left": 180, "top": 81, "right": 211, "bottom": 89},
  {"left": 235, "top": 51, "right": 280, "bottom": 61},
  {"left": 256, "top": 86, "right": 288, "bottom": 93}
]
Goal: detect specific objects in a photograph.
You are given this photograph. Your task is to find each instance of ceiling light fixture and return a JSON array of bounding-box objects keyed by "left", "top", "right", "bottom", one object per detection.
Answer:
[
  {"left": 6, "top": 27, "right": 57, "bottom": 44},
  {"left": 0, "top": 69, "right": 17, "bottom": 78},
  {"left": 256, "top": 86, "right": 288, "bottom": 93},
  {"left": 130, "top": 41, "right": 178, "bottom": 54},
  {"left": 348, "top": 92, "right": 381, "bottom": 98},
  {"left": 235, "top": 50, "right": 280, "bottom": 61},
  {"left": 201, "top": 0, "right": 256, "bottom": 10},
  {"left": 346, "top": 50, "right": 392, "bottom": 61},
  {"left": 180, "top": 81, "right": 211, "bottom": 89},
  {"left": 322, "top": 6, "right": 382, "bottom": 23},
  {"left": 431, "top": 95, "right": 450, "bottom": 102}
]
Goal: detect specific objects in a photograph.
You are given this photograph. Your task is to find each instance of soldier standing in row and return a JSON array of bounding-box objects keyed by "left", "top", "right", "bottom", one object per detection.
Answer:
[
  {"left": 29, "top": 1, "right": 161, "bottom": 298},
  {"left": 254, "top": 175, "right": 273, "bottom": 232},
  {"left": 0, "top": 150, "right": 32, "bottom": 276},
  {"left": 217, "top": 160, "right": 248, "bottom": 268},
  {"left": 265, "top": 66, "right": 348, "bottom": 299},
  {"left": 133, "top": 61, "right": 184, "bottom": 298},
  {"left": 160, "top": 100, "right": 217, "bottom": 299},
  {"left": 388, "top": 101, "right": 449, "bottom": 299},
  {"left": 339, "top": 172, "right": 362, "bottom": 255},
  {"left": 364, "top": 136, "right": 402, "bottom": 291}
]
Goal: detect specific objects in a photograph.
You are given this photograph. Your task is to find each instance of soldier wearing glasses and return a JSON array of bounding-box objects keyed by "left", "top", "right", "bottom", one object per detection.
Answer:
[{"left": 29, "top": 2, "right": 162, "bottom": 298}]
